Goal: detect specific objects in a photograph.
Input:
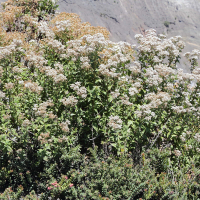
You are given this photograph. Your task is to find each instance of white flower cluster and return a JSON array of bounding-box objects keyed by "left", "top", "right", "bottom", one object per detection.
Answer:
[
  {"left": 37, "top": 21, "right": 55, "bottom": 38},
  {"left": 48, "top": 111, "right": 57, "bottom": 120},
  {"left": 174, "top": 149, "right": 182, "bottom": 157},
  {"left": 59, "top": 120, "right": 70, "bottom": 132},
  {"left": 194, "top": 133, "right": 200, "bottom": 142},
  {"left": 0, "top": 66, "right": 3, "bottom": 76},
  {"left": 25, "top": 51, "right": 48, "bottom": 70},
  {"left": 171, "top": 94, "right": 200, "bottom": 114},
  {"left": 154, "top": 64, "right": 175, "bottom": 77},
  {"left": 22, "top": 119, "right": 31, "bottom": 127},
  {"left": 54, "top": 74, "right": 67, "bottom": 83},
  {"left": 70, "top": 82, "right": 87, "bottom": 98},
  {"left": 118, "top": 75, "right": 133, "bottom": 84},
  {"left": 5, "top": 82, "right": 14, "bottom": 90},
  {"left": 135, "top": 29, "right": 185, "bottom": 63},
  {"left": 99, "top": 64, "right": 120, "bottom": 78},
  {"left": 0, "top": 91, "right": 6, "bottom": 98},
  {"left": 24, "top": 81, "right": 43, "bottom": 94},
  {"left": 144, "top": 67, "right": 162, "bottom": 86},
  {"left": 184, "top": 49, "right": 200, "bottom": 61},
  {"left": 126, "top": 61, "right": 141, "bottom": 74},
  {"left": 60, "top": 96, "right": 78, "bottom": 107},
  {"left": 45, "top": 66, "right": 57, "bottom": 77},
  {"left": 62, "top": 33, "right": 134, "bottom": 77},
  {"left": 54, "top": 62, "right": 64, "bottom": 73},
  {"left": 133, "top": 81, "right": 142, "bottom": 88},
  {"left": 184, "top": 49, "right": 200, "bottom": 73},
  {"left": 80, "top": 56, "right": 91, "bottom": 70},
  {"left": 64, "top": 34, "right": 104, "bottom": 61},
  {"left": 180, "top": 133, "right": 186, "bottom": 142},
  {"left": 171, "top": 106, "right": 186, "bottom": 114},
  {"left": 118, "top": 95, "right": 133, "bottom": 106},
  {"left": 177, "top": 68, "right": 193, "bottom": 82},
  {"left": 110, "top": 89, "right": 120, "bottom": 99},
  {"left": 184, "top": 96, "right": 193, "bottom": 107},
  {"left": 135, "top": 104, "right": 155, "bottom": 120},
  {"left": 107, "top": 115, "right": 123, "bottom": 130},
  {"left": 33, "top": 99, "right": 54, "bottom": 117},
  {"left": 12, "top": 66, "right": 23, "bottom": 73},
  {"left": 55, "top": 20, "right": 71, "bottom": 32},
  {"left": 164, "top": 83, "right": 175, "bottom": 92},
  {"left": 145, "top": 92, "right": 171, "bottom": 106},
  {"left": 29, "top": 39, "right": 38, "bottom": 46},
  {"left": 38, "top": 132, "right": 50, "bottom": 144},
  {"left": 193, "top": 68, "right": 200, "bottom": 75},
  {"left": 0, "top": 39, "right": 23, "bottom": 59},
  {"left": 129, "top": 86, "right": 138, "bottom": 96},
  {"left": 43, "top": 65, "right": 67, "bottom": 83},
  {"left": 46, "top": 39, "right": 65, "bottom": 53}
]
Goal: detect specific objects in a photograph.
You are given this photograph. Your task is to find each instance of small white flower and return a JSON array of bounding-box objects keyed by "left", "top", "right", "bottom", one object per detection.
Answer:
[
  {"left": 107, "top": 115, "right": 123, "bottom": 130},
  {"left": 174, "top": 149, "right": 181, "bottom": 157}
]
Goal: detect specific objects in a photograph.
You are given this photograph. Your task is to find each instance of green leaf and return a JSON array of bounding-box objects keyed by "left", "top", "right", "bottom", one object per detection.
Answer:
[
  {"left": 93, "top": 125, "right": 98, "bottom": 133},
  {"left": 128, "top": 120, "right": 133, "bottom": 127}
]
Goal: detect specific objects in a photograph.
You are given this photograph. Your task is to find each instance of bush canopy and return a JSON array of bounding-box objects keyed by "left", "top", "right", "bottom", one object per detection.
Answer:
[{"left": 0, "top": 0, "right": 200, "bottom": 199}]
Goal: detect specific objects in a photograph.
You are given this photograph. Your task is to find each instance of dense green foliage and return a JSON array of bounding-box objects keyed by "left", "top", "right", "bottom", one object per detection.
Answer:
[{"left": 0, "top": 0, "right": 200, "bottom": 199}]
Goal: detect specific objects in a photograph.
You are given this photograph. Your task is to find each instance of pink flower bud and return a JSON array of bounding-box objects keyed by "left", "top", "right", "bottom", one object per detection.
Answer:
[
  {"left": 65, "top": 176, "right": 68, "bottom": 180},
  {"left": 69, "top": 183, "right": 73, "bottom": 187},
  {"left": 47, "top": 187, "right": 52, "bottom": 190},
  {"left": 51, "top": 181, "right": 58, "bottom": 186}
]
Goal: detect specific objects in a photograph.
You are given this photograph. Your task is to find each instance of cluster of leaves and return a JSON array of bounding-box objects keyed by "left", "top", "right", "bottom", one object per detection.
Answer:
[
  {"left": 1, "top": 148, "right": 200, "bottom": 199},
  {"left": 0, "top": 0, "right": 200, "bottom": 199}
]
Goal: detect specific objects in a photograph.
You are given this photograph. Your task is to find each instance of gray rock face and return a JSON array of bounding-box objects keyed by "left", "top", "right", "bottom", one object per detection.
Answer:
[{"left": 57, "top": 0, "right": 200, "bottom": 72}]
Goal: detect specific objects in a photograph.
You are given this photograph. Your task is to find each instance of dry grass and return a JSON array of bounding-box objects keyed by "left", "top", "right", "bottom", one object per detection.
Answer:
[{"left": 51, "top": 12, "right": 110, "bottom": 40}]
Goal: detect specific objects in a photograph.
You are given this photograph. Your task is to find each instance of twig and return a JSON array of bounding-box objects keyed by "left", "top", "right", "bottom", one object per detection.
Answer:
[
  {"left": 146, "top": 118, "right": 169, "bottom": 152},
  {"left": 89, "top": 134, "right": 101, "bottom": 141},
  {"left": 91, "top": 125, "right": 95, "bottom": 149}
]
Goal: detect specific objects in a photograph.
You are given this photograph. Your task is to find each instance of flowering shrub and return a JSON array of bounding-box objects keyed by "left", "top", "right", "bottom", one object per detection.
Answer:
[{"left": 0, "top": 0, "right": 200, "bottom": 199}]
